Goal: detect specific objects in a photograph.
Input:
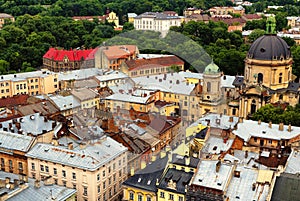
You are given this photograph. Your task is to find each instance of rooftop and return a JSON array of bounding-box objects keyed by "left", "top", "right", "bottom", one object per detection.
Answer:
[
  {"left": 57, "top": 68, "right": 104, "bottom": 81},
  {"left": 0, "top": 113, "right": 56, "bottom": 136},
  {"left": 43, "top": 48, "right": 97, "bottom": 61},
  {"left": 102, "top": 45, "right": 138, "bottom": 60},
  {"left": 0, "top": 172, "right": 76, "bottom": 201},
  {"left": 191, "top": 160, "right": 233, "bottom": 191},
  {"left": 271, "top": 173, "right": 300, "bottom": 201},
  {"left": 0, "top": 130, "right": 35, "bottom": 153},
  {"left": 71, "top": 88, "right": 99, "bottom": 101},
  {"left": 94, "top": 71, "right": 128, "bottom": 82},
  {"left": 17, "top": 100, "right": 59, "bottom": 116},
  {"left": 285, "top": 149, "right": 300, "bottom": 174},
  {"left": 0, "top": 70, "right": 55, "bottom": 82},
  {"left": 48, "top": 95, "right": 80, "bottom": 111},
  {"left": 132, "top": 72, "right": 196, "bottom": 95},
  {"left": 26, "top": 136, "right": 127, "bottom": 171},
  {"left": 233, "top": 120, "right": 300, "bottom": 141}
]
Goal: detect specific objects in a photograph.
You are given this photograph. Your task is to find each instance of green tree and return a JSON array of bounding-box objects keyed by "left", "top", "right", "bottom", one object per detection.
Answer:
[{"left": 248, "top": 29, "right": 265, "bottom": 43}]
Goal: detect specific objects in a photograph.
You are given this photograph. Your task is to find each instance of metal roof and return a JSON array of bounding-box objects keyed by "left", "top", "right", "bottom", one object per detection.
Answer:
[
  {"left": 26, "top": 137, "right": 127, "bottom": 171},
  {"left": 0, "top": 131, "right": 35, "bottom": 152}
]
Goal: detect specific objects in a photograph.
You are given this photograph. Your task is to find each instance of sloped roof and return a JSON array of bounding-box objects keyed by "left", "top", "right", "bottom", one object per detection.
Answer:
[
  {"left": 43, "top": 48, "right": 96, "bottom": 61},
  {"left": 125, "top": 56, "right": 184, "bottom": 71},
  {"left": 102, "top": 45, "right": 138, "bottom": 60},
  {"left": 271, "top": 173, "right": 300, "bottom": 201}
]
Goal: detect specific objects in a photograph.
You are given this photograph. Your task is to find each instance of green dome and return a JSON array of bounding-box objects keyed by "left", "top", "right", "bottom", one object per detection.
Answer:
[{"left": 204, "top": 61, "right": 220, "bottom": 74}]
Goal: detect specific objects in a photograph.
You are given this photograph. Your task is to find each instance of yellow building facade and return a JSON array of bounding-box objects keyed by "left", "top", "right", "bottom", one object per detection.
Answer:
[{"left": 0, "top": 70, "right": 58, "bottom": 98}]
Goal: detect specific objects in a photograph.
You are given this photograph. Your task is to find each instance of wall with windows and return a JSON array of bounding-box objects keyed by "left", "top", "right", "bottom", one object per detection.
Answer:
[
  {"left": 123, "top": 186, "right": 156, "bottom": 201},
  {"left": 27, "top": 151, "right": 127, "bottom": 201}
]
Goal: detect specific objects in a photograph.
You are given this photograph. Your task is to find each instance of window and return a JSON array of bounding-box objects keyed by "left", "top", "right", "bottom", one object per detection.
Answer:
[
  {"left": 98, "top": 185, "right": 101, "bottom": 193},
  {"left": 160, "top": 192, "right": 165, "bottom": 198},
  {"left": 269, "top": 140, "right": 272, "bottom": 144},
  {"left": 147, "top": 196, "right": 152, "bottom": 201},
  {"left": 207, "top": 82, "right": 211, "bottom": 92},
  {"left": 179, "top": 196, "right": 183, "bottom": 201},
  {"left": 129, "top": 192, "right": 134, "bottom": 200},
  {"left": 63, "top": 181, "right": 66, "bottom": 187},
  {"left": 254, "top": 137, "right": 257, "bottom": 142},
  {"left": 40, "top": 165, "right": 44, "bottom": 171},
  {"left": 73, "top": 184, "right": 76, "bottom": 189},
  {"left": 53, "top": 168, "right": 57, "bottom": 175},
  {"left": 97, "top": 173, "right": 100, "bottom": 181},
  {"left": 54, "top": 179, "right": 58, "bottom": 185},
  {"left": 119, "top": 160, "right": 121, "bottom": 166},
  {"left": 279, "top": 73, "right": 283, "bottom": 83},
  {"left": 103, "top": 181, "right": 106, "bottom": 189},
  {"left": 18, "top": 162, "right": 23, "bottom": 170},
  {"left": 108, "top": 166, "right": 111, "bottom": 173},
  {"left": 72, "top": 172, "right": 76, "bottom": 180},
  {"left": 62, "top": 170, "right": 66, "bottom": 177},
  {"left": 169, "top": 194, "right": 174, "bottom": 200},
  {"left": 138, "top": 195, "right": 143, "bottom": 201},
  {"left": 103, "top": 170, "right": 106, "bottom": 177},
  {"left": 113, "top": 174, "right": 116, "bottom": 182},
  {"left": 9, "top": 160, "right": 13, "bottom": 170},
  {"left": 83, "top": 186, "right": 88, "bottom": 196},
  {"left": 31, "top": 163, "right": 35, "bottom": 170},
  {"left": 45, "top": 166, "right": 49, "bottom": 173},
  {"left": 113, "top": 163, "right": 115, "bottom": 170},
  {"left": 109, "top": 177, "right": 111, "bottom": 185},
  {"left": 109, "top": 188, "right": 112, "bottom": 197}
]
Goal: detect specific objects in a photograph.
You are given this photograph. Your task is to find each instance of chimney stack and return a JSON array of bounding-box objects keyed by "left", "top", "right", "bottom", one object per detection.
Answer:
[
  {"left": 79, "top": 142, "right": 87, "bottom": 149},
  {"left": 68, "top": 142, "right": 73, "bottom": 150},
  {"left": 288, "top": 124, "right": 292, "bottom": 132},
  {"left": 5, "top": 177, "right": 10, "bottom": 185},
  {"left": 52, "top": 138, "right": 58, "bottom": 146},
  {"left": 185, "top": 157, "right": 190, "bottom": 166},
  {"left": 239, "top": 117, "right": 243, "bottom": 123},
  {"left": 279, "top": 122, "right": 284, "bottom": 131},
  {"left": 229, "top": 116, "right": 233, "bottom": 122},
  {"left": 258, "top": 120, "right": 261, "bottom": 125},
  {"left": 34, "top": 180, "right": 40, "bottom": 189},
  {"left": 269, "top": 121, "right": 272, "bottom": 128},
  {"left": 216, "top": 160, "right": 221, "bottom": 173}
]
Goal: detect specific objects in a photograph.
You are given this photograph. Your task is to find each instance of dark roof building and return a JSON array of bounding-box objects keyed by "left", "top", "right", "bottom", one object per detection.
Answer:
[
  {"left": 247, "top": 35, "right": 291, "bottom": 60},
  {"left": 271, "top": 173, "right": 300, "bottom": 201}
]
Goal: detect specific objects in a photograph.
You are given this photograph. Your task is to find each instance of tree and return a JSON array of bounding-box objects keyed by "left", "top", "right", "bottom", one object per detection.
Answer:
[{"left": 248, "top": 29, "right": 265, "bottom": 43}]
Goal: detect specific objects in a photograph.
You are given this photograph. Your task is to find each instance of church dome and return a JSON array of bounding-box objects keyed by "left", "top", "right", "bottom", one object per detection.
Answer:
[
  {"left": 247, "top": 35, "right": 291, "bottom": 60},
  {"left": 204, "top": 61, "right": 220, "bottom": 74}
]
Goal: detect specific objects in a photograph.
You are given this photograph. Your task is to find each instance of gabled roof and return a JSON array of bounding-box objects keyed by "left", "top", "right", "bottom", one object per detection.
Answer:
[
  {"left": 43, "top": 48, "right": 97, "bottom": 61},
  {"left": 125, "top": 56, "right": 184, "bottom": 71},
  {"left": 123, "top": 156, "right": 168, "bottom": 192}
]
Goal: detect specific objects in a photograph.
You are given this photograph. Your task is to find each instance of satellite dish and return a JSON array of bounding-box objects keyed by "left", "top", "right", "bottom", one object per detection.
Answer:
[{"left": 6, "top": 184, "right": 10, "bottom": 189}]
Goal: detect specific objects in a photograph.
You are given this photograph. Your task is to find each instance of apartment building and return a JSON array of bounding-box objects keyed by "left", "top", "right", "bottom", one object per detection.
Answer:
[
  {"left": 0, "top": 70, "right": 58, "bottom": 98},
  {"left": 26, "top": 136, "right": 128, "bottom": 201},
  {"left": 134, "top": 12, "right": 182, "bottom": 35}
]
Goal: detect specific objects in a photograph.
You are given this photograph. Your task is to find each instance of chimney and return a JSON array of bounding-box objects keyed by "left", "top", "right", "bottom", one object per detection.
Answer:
[
  {"left": 15, "top": 122, "right": 21, "bottom": 130},
  {"left": 229, "top": 116, "right": 233, "bottom": 122},
  {"left": 5, "top": 177, "right": 10, "bottom": 185},
  {"left": 0, "top": 192, "right": 8, "bottom": 201},
  {"left": 216, "top": 160, "right": 221, "bottom": 173},
  {"left": 19, "top": 174, "right": 28, "bottom": 183},
  {"left": 34, "top": 180, "right": 40, "bottom": 189},
  {"left": 258, "top": 120, "right": 261, "bottom": 125},
  {"left": 52, "top": 122, "right": 56, "bottom": 129},
  {"left": 13, "top": 179, "right": 19, "bottom": 188},
  {"left": 140, "top": 161, "right": 146, "bottom": 169},
  {"left": 245, "top": 150, "right": 248, "bottom": 158},
  {"left": 216, "top": 118, "right": 221, "bottom": 125},
  {"left": 185, "top": 157, "right": 190, "bottom": 166},
  {"left": 0, "top": 123, "right": 2, "bottom": 129},
  {"left": 288, "top": 124, "right": 292, "bottom": 132},
  {"left": 43, "top": 176, "right": 54, "bottom": 186},
  {"left": 44, "top": 116, "right": 48, "bottom": 122},
  {"left": 130, "top": 167, "right": 134, "bottom": 176},
  {"left": 269, "top": 121, "right": 272, "bottom": 128},
  {"left": 279, "top": 122, "right": 284, "bottom": 131},
  {"left": 80, "top": 142, "right": 87, "bottom": 149},
  {"left": 68, "top": 142, "right": 73, "bottom": 150},
  {"left": 52, "top": 138, "right": 59, "bottom": 146},
  {"left": 238, "top": 117, "right": 243, "bottom": 123}
]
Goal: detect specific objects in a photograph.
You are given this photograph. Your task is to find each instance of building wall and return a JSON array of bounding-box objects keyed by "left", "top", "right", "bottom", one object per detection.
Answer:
[
  {"left": 244, "top": 58, "right": 293, "bottom": 90},
  {"left": 27, "top": 151, "right": 128, "bottom": 201},
  {"left": 134, "top": 17, "right": 181, "bottom": 32},
  {"left": 0, "top": 151, "right": 28, "bottom": 175},
  {"left": 123, "top": 186, "right": 157, "bottom": 201},
  {"left": 0, "top": 72, "right": 58, "bottom": 98}
]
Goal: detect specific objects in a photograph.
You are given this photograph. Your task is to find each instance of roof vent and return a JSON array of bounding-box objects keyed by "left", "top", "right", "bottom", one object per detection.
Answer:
[
  {"left": 44, "top": 148, "right": 49, "bottom": 152},
  {"left": 30, "top": 115, "right": 35, "bottom": 120},
  {"left": 14, "top": 75, "right": 16, "bottom": 78},
  {"left": 138, "top": 178, "right": 142, "bottom": 182}
]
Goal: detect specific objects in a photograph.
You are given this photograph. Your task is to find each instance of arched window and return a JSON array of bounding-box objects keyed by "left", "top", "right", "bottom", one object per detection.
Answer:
[
  {"left": 207, "top": 82, "right": 211, "bottom": 92},
  {"left": 251, "top": 99, "right": 256, "bottom": 114},
  {"left": 279, "top": 73, "right": 283, "bottom": 83},
  {"left": 258, "top": 73, "right": 263, "bottom": 83}
]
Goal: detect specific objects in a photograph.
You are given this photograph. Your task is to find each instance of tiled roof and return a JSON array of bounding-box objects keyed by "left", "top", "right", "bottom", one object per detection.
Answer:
[
  {"left": 243, "top": 14, "right": 262, "bottom": 20},
  {"left": 43, "top": 48, "right": 97, "bottom": 61},
  {"left": 211, "top": 17, "right": 246, "bottom": 25},
  {"left": 149, "top": 116, "right": 181, "bottom": 135},
  {"left": 18, "top": 100, "right": 59, "bottom": 116},
  {"left": 102, "top": 45, "right": 138, "bottom": 60},
  {"left": 0, "top": 95, "right": 29, "bottom": 108},
  {"left": 125, "top": 56, "right": 184, "bottom": 71}
]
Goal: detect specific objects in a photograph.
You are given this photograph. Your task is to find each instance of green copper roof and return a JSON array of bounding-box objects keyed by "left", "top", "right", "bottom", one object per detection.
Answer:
[{"left": 204, "top": 61, "right": 220, "bottom": 74}]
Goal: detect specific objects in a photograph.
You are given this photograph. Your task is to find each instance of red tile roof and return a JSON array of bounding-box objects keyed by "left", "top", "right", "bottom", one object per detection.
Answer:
[
  {"left": 242, "top": 14, "right": 262, "bottom": 20},
  {"left": 212, "top": 17, "right": 246, "bottom": 26},
  {"left": 125, "top": 56, "right": 184, "bottom": 71},
  {"left": 0, "top": 94, "right": 29, "bottom": 108},
  {"left": 43, "top": 48, "right": 97, "bottom": 61},
  {"left": 103, "top": 45, "right": 138, "bottom": 60}
]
